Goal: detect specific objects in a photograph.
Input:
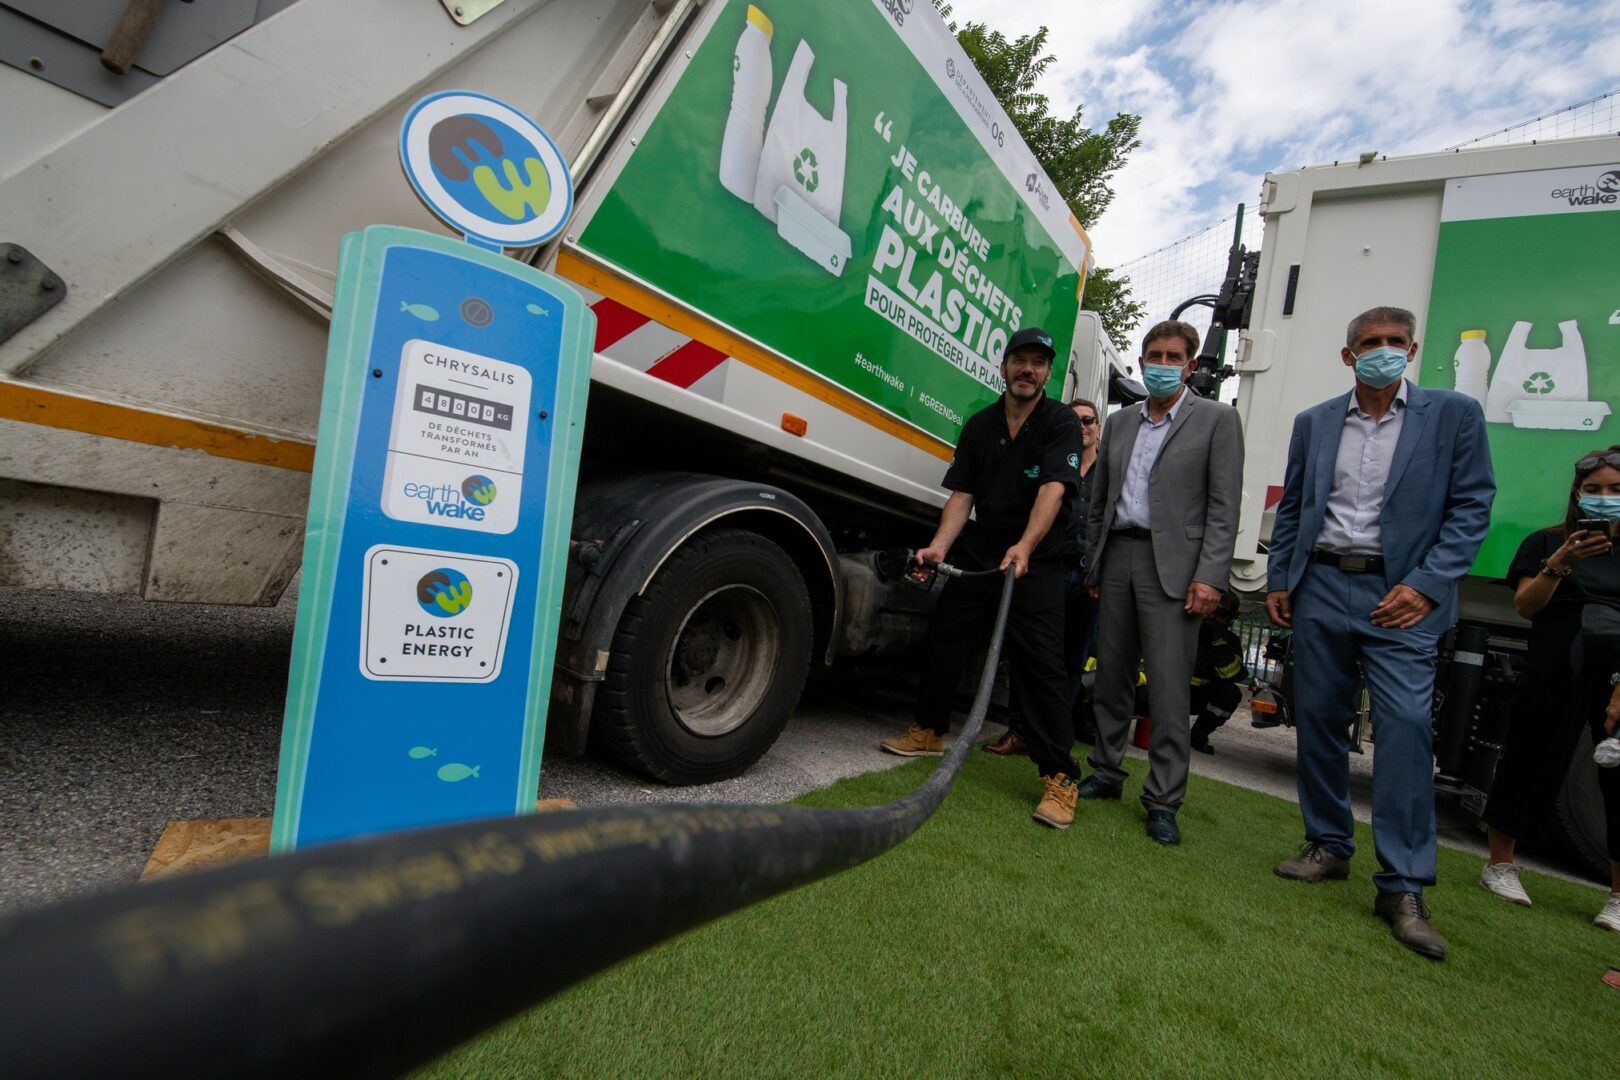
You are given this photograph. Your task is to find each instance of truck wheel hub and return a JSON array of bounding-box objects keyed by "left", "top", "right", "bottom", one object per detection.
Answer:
[{"left": 666, "top": 585, "right": 779, "bottom": 737}]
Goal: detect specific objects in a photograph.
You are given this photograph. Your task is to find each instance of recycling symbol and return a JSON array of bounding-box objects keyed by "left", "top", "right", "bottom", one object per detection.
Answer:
[
  {"left": 1522, "top": 371, "right": 1556, "bottom": 395},
  {"left": 794, "top": 147, "right": 819, "bottom": 192}
]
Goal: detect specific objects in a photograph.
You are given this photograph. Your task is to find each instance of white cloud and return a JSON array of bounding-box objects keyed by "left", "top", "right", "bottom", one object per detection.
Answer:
[{"left": 944, "top": 0, "right": 1620, "bottom": 271}]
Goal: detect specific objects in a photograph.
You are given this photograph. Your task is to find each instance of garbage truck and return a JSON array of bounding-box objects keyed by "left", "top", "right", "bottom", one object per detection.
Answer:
[
  {"left": 1223, "top": 133, "right": 1620, "bottom": 874},
  {"left": 0, "top": 0, "right": 1104, "bottom": 782}
]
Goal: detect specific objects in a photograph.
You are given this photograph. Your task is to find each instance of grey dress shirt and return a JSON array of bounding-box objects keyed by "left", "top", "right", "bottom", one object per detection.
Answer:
[
  {"left": 1317, "top": 382, "right": 1408, "bottom": 555},
  {"left": 1112, "top": 388, "right": 1190, "bottom": 529}
]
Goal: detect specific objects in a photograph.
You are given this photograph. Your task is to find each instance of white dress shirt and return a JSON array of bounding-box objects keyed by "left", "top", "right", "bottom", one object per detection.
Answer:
[
  {"left": 1317, "top": 382, "right": 1408, "bottom": 555},
  {"left": 1113, "top": 388, "right": 1190, "bottom": 530}
]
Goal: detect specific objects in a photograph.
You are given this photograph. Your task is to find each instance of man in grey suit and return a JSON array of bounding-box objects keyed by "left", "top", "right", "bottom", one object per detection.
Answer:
[{"left": 1079, "top": 320, "right": 1244, "bottom": 845}]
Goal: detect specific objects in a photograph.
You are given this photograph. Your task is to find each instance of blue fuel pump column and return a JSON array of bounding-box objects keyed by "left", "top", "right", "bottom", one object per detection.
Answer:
[{"left": 273, "top": 91, "right": 593, "bottom": 849}]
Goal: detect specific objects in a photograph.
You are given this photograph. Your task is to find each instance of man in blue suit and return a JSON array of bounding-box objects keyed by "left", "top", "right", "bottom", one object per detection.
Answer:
[{"left": 1266, "top": 306, "right": 1494, "bottom": 961}]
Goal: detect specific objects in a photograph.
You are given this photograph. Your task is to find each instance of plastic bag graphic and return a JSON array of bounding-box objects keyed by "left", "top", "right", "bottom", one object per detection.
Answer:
[
  {"left": 752, "top": 40, "right": 847, "bottom": 230},
  {"left": 1486, "top": 319, "right": 1608, "bottom": 430}
]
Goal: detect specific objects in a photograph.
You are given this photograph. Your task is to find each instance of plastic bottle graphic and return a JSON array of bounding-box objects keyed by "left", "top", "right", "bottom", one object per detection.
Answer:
[
  {"left": 1453, "top": 329, "right": 1490, "bottom": 406},
  {"left": 718, "top": 5, "right": 774, "bottom": 202}
]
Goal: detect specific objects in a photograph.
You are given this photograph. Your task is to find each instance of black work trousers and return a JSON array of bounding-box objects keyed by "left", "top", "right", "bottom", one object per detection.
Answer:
[{"left": 914, "top": 561, "right": 1078, "bottom": 779}]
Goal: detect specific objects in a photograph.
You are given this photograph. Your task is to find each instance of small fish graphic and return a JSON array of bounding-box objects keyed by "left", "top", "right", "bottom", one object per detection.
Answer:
[
  {"left": 401, "top": 301, "right": 440, "bottom": 321},
  {"left": 408, "top": 746, "right": 438, "bottom": 759},
  {"left": 437, "top": 763, "right": 480, "bottom": 783},
  {"left": 525, "top": 303, "right": 550, "bottom": 317}
]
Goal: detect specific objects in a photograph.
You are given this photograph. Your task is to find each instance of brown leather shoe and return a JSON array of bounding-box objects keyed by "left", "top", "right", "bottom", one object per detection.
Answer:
[
  {"left": 1274, "top": 842, "right": 1351, "bottom": 882},
  {"left": 1032, "top": 773, "right": 1078, "bottom": 829},
  {"left": 982, "top": 731, "right": 1029, "bottom": 756},
  {"left": 1375, "top": 891, "right": 1447, "bottom": 961}
]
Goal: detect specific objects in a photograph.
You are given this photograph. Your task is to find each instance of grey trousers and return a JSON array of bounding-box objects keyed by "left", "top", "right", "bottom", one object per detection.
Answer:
[{"left": 1087, "top": 535, "right": 1201, "bottom": 811}]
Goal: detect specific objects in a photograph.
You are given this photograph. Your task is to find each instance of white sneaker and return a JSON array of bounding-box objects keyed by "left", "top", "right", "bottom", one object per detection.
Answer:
[
  {"left": 1595, "top": 893, "right": 1620, "bottom": 933},
  {"left": 1479, "top": 862, "right": 1532, "bottom": 906}
]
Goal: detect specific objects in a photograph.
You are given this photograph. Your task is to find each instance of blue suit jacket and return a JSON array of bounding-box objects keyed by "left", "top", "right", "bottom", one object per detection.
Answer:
[{"left": 1266, "top": 381, "right": 1495, "bottom": 627}]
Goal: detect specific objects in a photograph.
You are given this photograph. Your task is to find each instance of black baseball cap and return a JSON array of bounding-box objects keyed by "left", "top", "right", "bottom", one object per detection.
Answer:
[{"left": 1003, "top": 327, "right": 1056, "bottom": 361}]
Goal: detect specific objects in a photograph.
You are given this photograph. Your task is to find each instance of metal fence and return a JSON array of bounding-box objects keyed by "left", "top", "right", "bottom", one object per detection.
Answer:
[
  {"left": 1114, "top": 207, "right": 1260, "bottom": 361},
  {"left": 1112, "top": 87, "right": 1620, "bottom": 362},
  {"left": 1230, "top": 605, "right": 1285, "bottom": 685},
  {"left": 1448, "top": 88, "right": 1620, "bottom": 149}
]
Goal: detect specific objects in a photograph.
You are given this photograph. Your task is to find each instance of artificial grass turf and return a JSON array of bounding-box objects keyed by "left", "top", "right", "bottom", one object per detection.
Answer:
[{"left": 420, "top": 750, "right": 1620, "bottom": 1079}]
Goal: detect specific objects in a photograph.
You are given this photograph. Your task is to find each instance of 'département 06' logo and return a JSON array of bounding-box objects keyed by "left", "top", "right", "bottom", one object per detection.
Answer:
[
  {"left": 417, "top": 567, "right": 474, "bottom": 618},
  {"left": 399, "top": 90, "right": 575, "bottom": 249}
]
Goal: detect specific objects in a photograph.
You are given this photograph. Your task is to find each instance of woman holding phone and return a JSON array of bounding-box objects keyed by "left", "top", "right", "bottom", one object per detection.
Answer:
[{"left": 1480, "top": 447, "right": 1620, "bottom": 932}]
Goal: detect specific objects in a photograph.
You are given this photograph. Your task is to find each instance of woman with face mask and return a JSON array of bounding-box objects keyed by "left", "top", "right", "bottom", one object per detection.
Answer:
[{"left": 1479, "top": 447, "right": 1620, "bottom": 932}]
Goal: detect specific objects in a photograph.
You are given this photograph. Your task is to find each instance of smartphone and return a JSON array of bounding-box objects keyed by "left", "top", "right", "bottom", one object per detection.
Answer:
[{"left": 1575, "top": 519, "right": 1616, "bottom": 546}]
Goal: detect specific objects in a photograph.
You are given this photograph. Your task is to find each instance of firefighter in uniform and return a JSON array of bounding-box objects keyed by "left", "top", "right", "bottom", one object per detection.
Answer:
[{"left": 1189, "top": 590, "right": 1248, "bottom": 754}]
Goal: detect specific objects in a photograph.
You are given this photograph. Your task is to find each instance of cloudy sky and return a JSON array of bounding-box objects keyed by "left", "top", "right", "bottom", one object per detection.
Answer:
[{"left": 944, "top": 0, "right": 1620, "bottom": 266}]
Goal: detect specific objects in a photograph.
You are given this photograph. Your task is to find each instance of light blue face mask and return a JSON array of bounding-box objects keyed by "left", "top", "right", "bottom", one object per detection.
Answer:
[
  {"left": 1578, "top": 495, "right": 1620, "bottom": 521},
  {"left": 1142, "top": 363, "right": 1186, "bottom": 398},
  {"left": 1352, "top": 345, "right": 1410, "bottom": 389}
]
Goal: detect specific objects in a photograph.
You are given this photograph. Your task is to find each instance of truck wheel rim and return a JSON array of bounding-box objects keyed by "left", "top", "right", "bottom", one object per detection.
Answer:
[{"left": 665, "top": 585, "right": 780, "bottom": 737}]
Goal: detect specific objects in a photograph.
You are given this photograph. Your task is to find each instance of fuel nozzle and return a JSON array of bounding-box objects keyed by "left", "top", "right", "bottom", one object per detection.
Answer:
[{"left": 873, "top": 548, "right": 937, "bottom": 590}]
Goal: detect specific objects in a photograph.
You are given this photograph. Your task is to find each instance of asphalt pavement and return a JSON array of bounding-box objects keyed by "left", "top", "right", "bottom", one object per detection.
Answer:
[
  {"left": 0, "top": 578, "right": 924, "bottom": 917},
  {"left": 1, "top": 578, "right": 1601, "bottom": 919}
]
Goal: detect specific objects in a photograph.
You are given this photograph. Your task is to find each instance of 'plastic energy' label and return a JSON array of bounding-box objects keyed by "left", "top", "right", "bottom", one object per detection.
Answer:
[
  {"left": 380, "top": 338, "right": 531, "bottom": 534},
  {"left": 359, "top": 545, "right": 519, "bottom": 682}
]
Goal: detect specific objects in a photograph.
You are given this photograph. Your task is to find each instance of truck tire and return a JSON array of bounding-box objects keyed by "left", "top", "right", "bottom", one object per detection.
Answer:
[
  {"left": 597, "top": 528, "right": 812, "bottom": 784},
  {"left": 1551, "top": 727, "right": 1609, "bottom": 880}
]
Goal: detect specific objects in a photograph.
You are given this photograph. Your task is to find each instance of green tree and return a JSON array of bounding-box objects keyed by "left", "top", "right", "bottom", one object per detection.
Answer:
[
  {"left": 939, "top": 8, "right": 1145, "bottom": 345},
  {"left": 1074, "top": 265, "right": 1145, "bottom": 352}
]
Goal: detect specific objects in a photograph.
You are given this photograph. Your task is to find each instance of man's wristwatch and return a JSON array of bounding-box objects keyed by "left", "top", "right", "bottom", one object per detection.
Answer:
[{"left": 1539, "top": 559, "right": 1573, "bottom": 578}]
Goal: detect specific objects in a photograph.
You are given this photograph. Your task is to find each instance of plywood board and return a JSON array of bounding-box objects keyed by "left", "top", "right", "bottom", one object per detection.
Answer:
[{"left": 140, "top": 798, "right": 578, "bottom": 881}]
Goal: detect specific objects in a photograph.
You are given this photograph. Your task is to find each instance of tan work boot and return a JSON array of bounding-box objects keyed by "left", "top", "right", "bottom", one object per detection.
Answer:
[
  {"left": 1032, "top": 773, "right": 1078, "bottom": 829},
  {"left": 881, "top": 724, "right": 944, "bottom": 757},
  {"left": 1374, "top": 891, "right": 1447, "bottom": 961}
]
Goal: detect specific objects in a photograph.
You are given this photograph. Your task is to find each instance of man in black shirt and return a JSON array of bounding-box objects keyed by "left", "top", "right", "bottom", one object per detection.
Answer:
[
  {"left": 880, "top": 327, "right": 1084, "bottom": 828},
  {"left": 985, "top": 396, "right": 1103, "bottom": 754}
]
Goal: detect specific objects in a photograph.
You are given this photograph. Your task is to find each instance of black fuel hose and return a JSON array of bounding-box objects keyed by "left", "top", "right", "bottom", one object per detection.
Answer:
[{"left": 0, "top": 569, "right": 1017, "bottom": 1079}]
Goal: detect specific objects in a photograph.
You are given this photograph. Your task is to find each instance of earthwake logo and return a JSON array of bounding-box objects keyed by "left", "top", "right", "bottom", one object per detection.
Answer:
[
  {"left": 461, "top": 474, "right": 497, "bottom": 506},
  {"left": 878, "top": 0, "right": 913, "bottom": 28},
  {"left": 1550, "top": 169, "right": 1620, "bottom": 207},
  {"left": 401, "top": 476, "right": 497, "bottom": 522}
]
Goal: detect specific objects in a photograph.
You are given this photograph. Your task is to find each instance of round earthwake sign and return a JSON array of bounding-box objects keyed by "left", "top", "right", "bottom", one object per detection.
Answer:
[{"left": 399, "top": 90, "right": 575, "bottom": 249}]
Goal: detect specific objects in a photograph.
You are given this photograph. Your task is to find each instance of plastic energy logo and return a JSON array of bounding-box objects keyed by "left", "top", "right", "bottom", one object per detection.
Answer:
[
  {"left": 416, "top": 568, "right": 474, "bottom": 618},
  {"left": 399, "top": 91, "right": 575, "bottom": 249},
  {"left": 427, "top": 113, "right": 550, "bottom": 223}
]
